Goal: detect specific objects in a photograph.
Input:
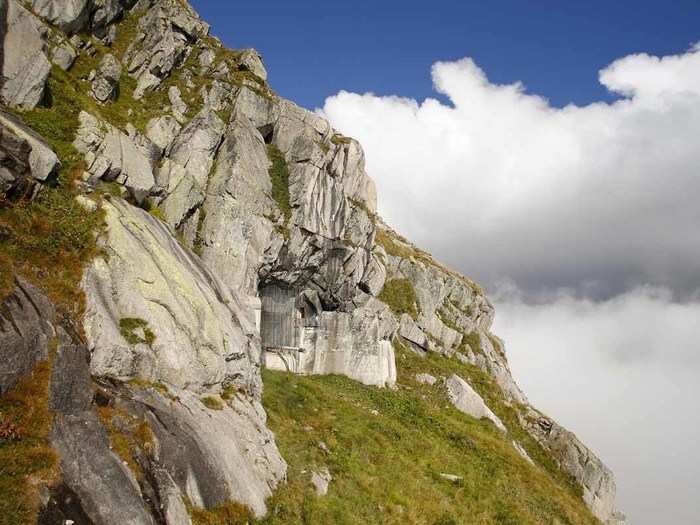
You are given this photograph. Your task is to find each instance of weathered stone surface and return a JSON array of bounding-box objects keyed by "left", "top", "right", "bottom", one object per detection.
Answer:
[
  {"left": 125, "top": 0, "right": 209, "bottom": 99},
  {"left": 51, "top": 412, "right": 155, "bottom": 525},
  {"left": 91, "top": 0, "right": 123, "bottom": 32},
  {"left": 126, "top": 386, "right": 286, "bottom": 518},
  {"left": 91, "top": 53, "right": 122, "bottom": 102},
  {"left": 415, "top": 373, "right": 437, "bottom": 385},
  {"left": 399, "top": 313, "right": 428, "bottom": 350},
  {"left": 2, "top": 0, "right": 51, "bottom": 109},
  {"left": 145, "top": 115, "right": 182, "bottom": 153},
  {"left": 52, "top": 41, "right": 78, "bottom": 70},
  {"left": 49, "top": 335, "right": 155, "bottom": 525},
  {"left": 83, "top": 198, "right": 259, "bottom": 394},
  {"left": 152, "top": 468, "right": 193, "bottom": 525},
  {"left": 0, "top": 278, "right": 55, "bottom": 395},
  {"left": 0, "top": 109, "right": 60, "bottom": 197},
  {"left": 445, "top": 374, "right": 506, "bottom": 432},
  {"left": 74, "top": 111, "right": 156, "bottom": 201},
  {"left": 522, "top": 407, "right": 621, "bottom": 524},
  {"left": 237, "top": 48, "right": 267, "bottom": 81},
  {"left": 158, "top": 110, "right": 224, "bottom": 227},
  {"left": 168, "top": 85, "right": 188, "bottom": 122},
  {"left": 310, "top": 468, "right": 332, "bottom": 496},
  {"left": 31, "top": 0, "right": 89, "bottom": 33},
  {"left": 197, "top": 110, "right": 275, "bottom": 296}
]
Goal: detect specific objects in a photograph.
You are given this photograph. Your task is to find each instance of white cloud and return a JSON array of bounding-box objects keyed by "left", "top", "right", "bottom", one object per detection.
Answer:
[
  {"left": 321, "top": 43, "right": 700, "bottom": 297},
  {"left": 492, "top": 287, "right": 700, "bottom": 525}
]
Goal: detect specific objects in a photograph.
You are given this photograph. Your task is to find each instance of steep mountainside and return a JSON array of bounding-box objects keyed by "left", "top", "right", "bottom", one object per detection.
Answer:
[{"left": 0, "top": 1, "right": 625, "bottom": 524}]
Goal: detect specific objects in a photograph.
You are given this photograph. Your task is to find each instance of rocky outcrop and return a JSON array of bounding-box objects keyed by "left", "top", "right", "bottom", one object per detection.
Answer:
[
  {"left": 0, "top": 278, "right": 55, "bottom": 395},
  {"left": 124, "top": 0, "right": 209, "bottom": 99},
  {"left": 74, "top": 111, "right": 156, "bottom": 202},
  {"left": 445, "top": 374, "right": 506, "bottom": 432},
  {"left": 522, "top": 407, "right": 624, "bottom": 524},
  {"left": 0, "top": 109, "right": 60, "bottom": 198},
  {"left": 31, "top": 0, "right": 90, "bottom": 34},
  {"left": 1, "top": 0, "right": 51, "bottom": 109},
  {"left": 80, "top": 197, "right": 286, "bottom": 516},
  {"left": 90, "top": 53, "right": 122, "bottom": 103}
]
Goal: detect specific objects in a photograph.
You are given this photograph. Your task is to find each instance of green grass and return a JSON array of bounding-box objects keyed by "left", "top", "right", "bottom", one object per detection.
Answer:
[
  {"left": 267, "top": 144, "right": 292, "bottom": 226},
  {"left": 201, "top": 396, "right": 225, "bottom": 411},
  {"left": 378, "top": 278, "right": 419, "bottom": 319},
  {"left": 118, "top": 318, "right": 156, "bottom": 346},
  {"left": 331, "top": 133, "right": 352, "bottom": 146},
  {"left": 0, "top": 357, "right": 58, "bottom": 525},
  {"left": 258, "top": 345, "right": 600, "bottom": 525},
  {"left": 1, "top": 70, "right": 105, "bottom": 316}
]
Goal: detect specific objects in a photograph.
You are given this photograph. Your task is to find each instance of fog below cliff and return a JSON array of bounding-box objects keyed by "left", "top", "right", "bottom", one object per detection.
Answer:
[
  {"left": 323, "top": 43, "right": 700, "bottom": 525},
  {"left": 492, "top": 288, "right": 700, "bottom": 525}
]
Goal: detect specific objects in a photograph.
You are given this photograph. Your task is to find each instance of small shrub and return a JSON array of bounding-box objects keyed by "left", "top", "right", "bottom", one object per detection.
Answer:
[
  {"left": 266, "top": 144, "right": 291, "bottom": 225},
  {"left": 188, "top": 500, "right": 254, "bottom": 525},
  {"left": 330, "top": 133, "right": 352, "bottom": 146},
  {"left": 378, "top": 278, "right": 419, "bottom": 319},
  {"left": 201, "top": 396, "right": 224, "bottom": 410},
  {"left": 119, "top": 318, "right": 156, "bottom": 346},
  {"left": 0, "top": 358, "right": 58, "bottom": 524}
]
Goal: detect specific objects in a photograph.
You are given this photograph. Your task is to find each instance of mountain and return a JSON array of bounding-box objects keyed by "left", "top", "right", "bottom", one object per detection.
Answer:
[{"left": 0, "top": 1, "right": 626, "bottom": 524}]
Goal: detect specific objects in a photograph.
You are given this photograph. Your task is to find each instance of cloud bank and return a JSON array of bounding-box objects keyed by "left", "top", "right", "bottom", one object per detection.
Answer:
[
  {"left": 322, "top": 43, "right": 700, "bottom": 298},
  {"left": 492, "top": 287, "right": 700, "bottom": 525}
]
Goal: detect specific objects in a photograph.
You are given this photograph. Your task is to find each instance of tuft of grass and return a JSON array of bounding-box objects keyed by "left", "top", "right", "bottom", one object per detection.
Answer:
[
  {"left": 266, "top": 144, "right": 291, "bottom": 226},
  {"left": 221, "top": 384, "right": 240, "bottom": 401},
  {"left": 128, "top": 378, "right": 171, "bottom": 398},
  {"left": 330, "top": 133, "right": 352, "bottom": 146},
  {"left": 0, "top": 357, "right": 58, "bottom": 525},
  {"left": 96, "top": 405, "right": 154, "bottom": 480},
  {"left": 201, "top": 396, "right": 224, "bottom": 411},
  {"left": 258, "top": 349, "right": 600, "bottom": 525},
  {"left": 187, "top": 499, "right": 254, "bottom": 525},
  {"left": 378, "top": 278, "right": 419, "bottom": 320},
  {"left": 118, "top": 318, "right": 156, "bottom": 346}
]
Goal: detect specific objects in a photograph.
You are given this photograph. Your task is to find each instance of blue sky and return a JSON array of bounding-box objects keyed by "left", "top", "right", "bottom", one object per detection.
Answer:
[{"left": 190, "top": 0, "right": 699, "bottom": 110}]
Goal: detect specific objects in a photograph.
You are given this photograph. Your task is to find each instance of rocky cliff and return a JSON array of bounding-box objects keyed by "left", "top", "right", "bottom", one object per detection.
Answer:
[{"left": 0, "top": 1, "right": 625, "bottom": 524}]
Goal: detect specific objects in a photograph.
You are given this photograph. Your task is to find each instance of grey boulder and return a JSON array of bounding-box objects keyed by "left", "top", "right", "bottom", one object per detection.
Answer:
[
  {"left": 91, "top": 53, "right": 122, "bottom": 103},
  {"left": 31, "top": 0, "right": 89, "bottom": 34},
  {"left": 445, "top": 374, "right": 506, "bottom": 432}
]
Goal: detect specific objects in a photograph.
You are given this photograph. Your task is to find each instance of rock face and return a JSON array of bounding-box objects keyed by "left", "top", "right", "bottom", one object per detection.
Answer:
[
  {"left": 445, "top": 374, "right": 506, "bottom": 432},
  {"left": 1, "top": 0, "right": 51, "bottom": 109},
  {"left": 90, "top": 53, "right": 122, "bottom": 102},
  {"left": 81, "top": 198, "right": 286, "bottom": 516},
  {"left": 522, "top": 407, "right": 623, "bottom": 524},
  {"left": 31, "top": 0, "right": 90, "bottom": 34},
  {"left": 0, "top": 278, "right": 55, "bottom": 395},
  {"left": 0, "top": 109, "right": 61, "bottom": 198},
  {"left": 0, "top": 0, "right": 625, "bottom": 523},
  {"left": 74, "top": 111, "right": 156, "bottom": 202}
]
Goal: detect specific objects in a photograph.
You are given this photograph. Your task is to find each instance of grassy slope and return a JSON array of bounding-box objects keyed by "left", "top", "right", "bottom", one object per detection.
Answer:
[{"left": 258, "top": 343, "right": 600, "bottom": 525}]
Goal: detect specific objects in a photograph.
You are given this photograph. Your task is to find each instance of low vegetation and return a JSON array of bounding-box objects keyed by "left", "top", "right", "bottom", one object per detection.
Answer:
[
  {"left": 267, "top": 144, "right": 292, "bottom": 226},
  {"left": 201, "top": 396, "right": 225, "bottom": 411},
  {"left": 258, "top": 343, "right": 598, "bottom": 525},
  {"left": 1, "top": 71, "right": 105, "bottom": 316},
  {"left": 0, "top": 357, "right": 58, "bottom": 525},
  {"left": 118, "top": 317, "right": 156, "bottom": 347},
  {"left": 378, "top": 278, "right": 419, "bottom": 319},
  {"left": 188, "top": 500, "right": 255, "bottom": 525},
  {"left": 97, "top": 404, "right": 155, "bottom": 481}
]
